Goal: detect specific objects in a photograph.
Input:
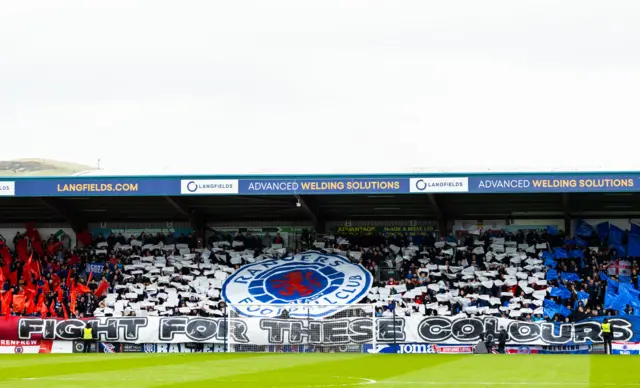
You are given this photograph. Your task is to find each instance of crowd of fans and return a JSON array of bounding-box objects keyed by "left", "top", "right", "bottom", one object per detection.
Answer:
[
  {"left": 333, "top": 226, "right": 638, "bottom": 323},
  {"left": 0, "top": 223, "right": 638, "bottom": 324},
  {"left": 0, "top": 227, "right": 294, "bottom": 319}
]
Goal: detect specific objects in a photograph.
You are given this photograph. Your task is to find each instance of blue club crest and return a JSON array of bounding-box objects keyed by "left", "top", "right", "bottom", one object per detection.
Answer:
[{"left": 222, "top": 251, "right": 372, "bottom": 318}]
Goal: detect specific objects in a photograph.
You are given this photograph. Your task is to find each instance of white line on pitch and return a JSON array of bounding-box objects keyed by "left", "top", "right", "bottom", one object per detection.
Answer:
[{"left": 369, "top": 382, "right": 634, "bottom": 387}]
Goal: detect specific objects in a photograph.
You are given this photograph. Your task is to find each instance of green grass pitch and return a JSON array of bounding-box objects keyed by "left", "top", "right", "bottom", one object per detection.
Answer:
[{"left": 0, "top": 354, "right": 637, "bottom": 387}]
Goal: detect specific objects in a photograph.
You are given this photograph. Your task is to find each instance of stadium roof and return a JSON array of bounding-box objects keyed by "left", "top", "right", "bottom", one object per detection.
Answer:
[
  {"left": 1, "top": 171, "right": 640, "bottom": 232},
  {"left": 3, "top": 171, "right": 640, "bottom": 232},
  {"left": 2, "top": 193, "right": 640, "bottom": 230}
]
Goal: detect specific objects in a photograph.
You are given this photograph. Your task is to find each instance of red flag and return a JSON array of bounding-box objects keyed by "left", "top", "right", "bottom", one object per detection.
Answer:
[
  {"left": 25, "top": 223, "right": 41, "bottom": 244},
  {"left": 24, "top": 224, "right": 45, "bottom": 257},
  {"left": 74, "top": 283, "right": 91, "bottom": 294},
  {"left": 94, "top": 280, "right": 109, "bottom": 298},
  {"left": 68, "top": 254, "right": 81, "bottom": 265},
  {"left": 33, "top": 242, "right": 44, "bottom": 258},
  {"left": 12, "top": 294, "right": 26, "bottom": 313},
  {"left": 1, "top": 261, "right": 11, "bottom": 281},
  {"left": 47, "top": 242, "right": 62, "bottom": 256},
  {"left": 8, "top": 271, "right": 17, "bottom": 286},
  {"left": 16, "top": 239, "right": 28, "bottom": 262},
  {"left": 0, "top": 243, "right": 11, "bottom": 266},
  {"left": 51, "top": 274, "right": 61, "bottom": 290},
  {"left": 56, "top": 287, "right": 63, "bottom": 303},
  {"left": 0, "top": 252, "right": 10, "bottom": 285},
  {"left": 61, "top": 303, "right": 69, "bottom": 320},
  {"left": 66, "top": 268, "right": 73, "bottom": 287},
  {"left": 48, "top": 301, "right": 57, "bottom": 318},
  {"left": 1, "top": 290, "right": 12, "bottom": 315},
  {"left": 37, "top": 297, "right": 48, "bottom": 317},
  {"left": 70, "top": 292, "right": 78, "bottom": 315},
  {"left": 38, "top": 280, "right": 50, "bottom": 295},
  {"left": 24, "top": 284, "right": 36, "bottom": 299},
  {"left": 87, "top": 272, "right": 93, "bottom": 286},
  {"left": 23, "top": 253, "right": 34, "bottom": 287},
  {"left": 23, "top": 268, "right": 32, "bottom": 288},
  {"left": 77, "top": 231, "right": 93, "bottom": 247},
  {"left": 25, "top": 297, "right": 36, "bottom": 315},
  {"left": 32, "top": 259, "right": 42, "bottom": 281}
]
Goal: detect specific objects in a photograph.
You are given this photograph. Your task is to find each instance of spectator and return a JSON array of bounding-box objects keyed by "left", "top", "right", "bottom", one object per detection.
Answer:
[
  {"left": 274, "top": 233, "right": 284, "bottom": 245},
  {"left": 262, "top": 232, "right": 273, "bottom": 248},
  {"left": 0, "top": 224, "right": 637, "bottom": 322}
]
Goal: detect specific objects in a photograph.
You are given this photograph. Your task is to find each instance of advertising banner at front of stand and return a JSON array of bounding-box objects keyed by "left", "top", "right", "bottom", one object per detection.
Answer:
[
  {"left": 467, "top": 174, "right": 640, "bottom": 193},
  {"left": 11, "top": 178, "right": 181, "bottom": 197},
  {"left": 3, "top": 316, "right": 640, "bottom": 347},
  {"left": 3, "top": 173, "right": 640, "bottom": 197}
]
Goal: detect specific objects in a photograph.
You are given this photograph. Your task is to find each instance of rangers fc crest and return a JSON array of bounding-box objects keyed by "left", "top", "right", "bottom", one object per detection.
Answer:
[{"left": 222, "top": 251, "right": 373, "bottom": 318}]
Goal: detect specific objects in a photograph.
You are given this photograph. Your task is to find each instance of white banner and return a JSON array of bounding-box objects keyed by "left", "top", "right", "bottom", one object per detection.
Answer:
[
  {"left": 222, "top": 252, "right": 373, "bottom": 318},
  {"left": 13, "top": 316, "right": 635, "bottom": 347}
]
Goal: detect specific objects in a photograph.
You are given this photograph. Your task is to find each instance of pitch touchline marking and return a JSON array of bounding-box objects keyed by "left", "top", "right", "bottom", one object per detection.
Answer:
[
  {"left": 370, "top": 383, "right": 639, "bottom": 387},
  {"left": 22, "top": 378, "right": 639, "bottom": 387},
  {"left": 306, "top": 377, "right": 378, "bottom": 388},
  {"left": 20, "top": 376, "right": 379, "bottom": 387}
]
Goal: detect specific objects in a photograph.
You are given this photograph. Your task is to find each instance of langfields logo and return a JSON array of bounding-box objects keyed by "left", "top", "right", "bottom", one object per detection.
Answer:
[
  {"left": 409, "top": 177, "right": 469, "bottom": 193},
  {"left": 180, "top": 179, "right": 238, "bottom": 194}
]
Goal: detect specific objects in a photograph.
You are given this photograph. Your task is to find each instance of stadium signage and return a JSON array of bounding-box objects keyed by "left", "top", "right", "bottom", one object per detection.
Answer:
[
  {"left": 367, "top": 344, "right": 474, "bottom": 354},
  {"left": 180, "top": 179, "right": 239, "bottom": 194},
  {"left": 397, "top": 343, "right": 436, "bottom": 354},
  {"left": 222, "top": 252, "right": 373, "bottom": 318},
  {"left": 155, "top": 343, "right": 225, "bottom": 353},
  {"left": 409, "top": 177, "right": 469, "bottom": 193},
  {"left": 14, "top": 178, "right": 180, "bottom": 196},
  {"left": 91, "top": 227, "right": 194, "bottom": 237},
  {"left": 8, "top": 316, "right": 636, "bottom": 346},
  {"left": 238, "top": 178, "right": 407, "bottom": 195},
  {"left": 468, "top": 174, "right": 640, "bottom": 193},
  {"left": 505, "top": 346, "right": 541, "bottom": 354},
  {"left": 0, "top": 339, "right": 51, "bottom": 354},
  {"left": 613, "top": 342, "right": 640, "bottom": 355},
  {"left": 0, "top": 181, "right": 15, "bottom": 196},
  {"left": 335, "top": 225, "right": 436, "bottom": 236},
  {"left": 367, "top": 344, "right": 436, "bottom": 354},
  {"left": 121, "top": 343, "right": 144, "bottom": 353},
  {"left": 435, "top": 344, "right": 474, "bottom": 353},
  {"left": 4, "top": 173, "right": 640, "bottom": 196}
]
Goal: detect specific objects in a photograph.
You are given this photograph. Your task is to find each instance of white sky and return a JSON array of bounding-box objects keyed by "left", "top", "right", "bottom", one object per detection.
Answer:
[{"left": 1, "top": 1, "right": 640, "bottom": 175}]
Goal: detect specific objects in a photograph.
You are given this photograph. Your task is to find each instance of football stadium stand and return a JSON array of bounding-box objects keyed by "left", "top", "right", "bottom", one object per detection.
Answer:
[
  {"left": 1, "top": 172, "right": 640, "bottom": 357},
  {"left": 0, "top": 223, "right": 634, "bottom": 322}
]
